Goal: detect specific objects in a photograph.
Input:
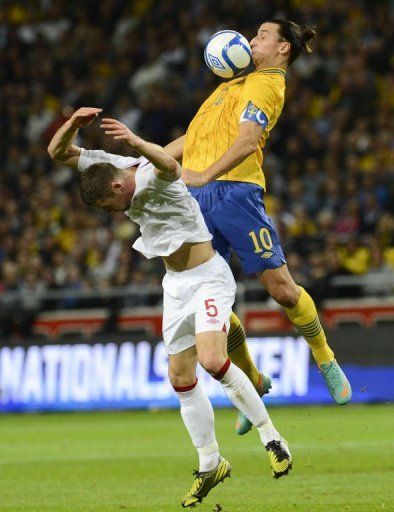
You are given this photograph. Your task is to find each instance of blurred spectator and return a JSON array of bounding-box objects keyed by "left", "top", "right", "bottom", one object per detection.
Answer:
[{"left": 338, "top": 237, "right": 371, "bottom": 275}]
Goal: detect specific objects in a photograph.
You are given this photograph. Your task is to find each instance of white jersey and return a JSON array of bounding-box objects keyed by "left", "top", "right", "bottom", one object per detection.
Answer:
[
  {"left": 78, "top": 148, "right": 142, "bottom": 172},
  {"left": 78, "top": 149, "right": 212, "bottom": 259}
]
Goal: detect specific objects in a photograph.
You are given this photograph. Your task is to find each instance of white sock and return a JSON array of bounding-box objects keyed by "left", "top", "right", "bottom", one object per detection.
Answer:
[
  {"left": 256, "top": 419, "right": 282, "bottom": 446},
  {"left": 197, "top": 441, "right": 220, "bottom": 473},
  {"left": 217, "top": 361, "right": 281, "bottom": 445},
  {"left": 174, "top": 380, "right": 220, "bottom": 472}
]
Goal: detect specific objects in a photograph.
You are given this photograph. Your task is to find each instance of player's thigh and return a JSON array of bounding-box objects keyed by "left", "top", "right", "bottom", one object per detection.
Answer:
[
  {"left": 193, "top": 254, "right": 236, "bottom": 373},
  {"left": 195, "top": 331, "right": 228, "bottom": 375},
  {"left": 162, "top": 274, "right": 197, "bottom": 356},
  {"left": 194, "top": 254, "right": 236, "bottom": 335},
  {"left": 168, "top": 346, "right": 198, "bottom": 387},
  {"left": 215, "top": 184, "right": 286, "bottom": 274}
]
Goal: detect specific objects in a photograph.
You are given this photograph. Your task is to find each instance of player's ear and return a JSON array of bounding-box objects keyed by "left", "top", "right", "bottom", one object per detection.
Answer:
[
  {"left": 279, "top": 41, "right": 291, "bottom": 57},
  {"left": 111, "top": 181, "right": 124, "bottom": 193}
]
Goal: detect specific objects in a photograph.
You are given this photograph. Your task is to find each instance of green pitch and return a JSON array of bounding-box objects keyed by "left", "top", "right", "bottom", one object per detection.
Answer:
[{"left": 0, "top": 405, "right": 393, "bottom": 512}]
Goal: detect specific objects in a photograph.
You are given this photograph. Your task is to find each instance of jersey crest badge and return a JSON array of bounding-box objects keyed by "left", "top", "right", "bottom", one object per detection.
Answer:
[{"left": 247, "top": 104, "right": 259, "bottom": 116}]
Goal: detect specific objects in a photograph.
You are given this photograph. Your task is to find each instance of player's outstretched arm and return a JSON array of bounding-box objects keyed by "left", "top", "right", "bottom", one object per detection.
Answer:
[
  {"left": 100, "top": 118, "right": 181, "bottom": 182},
  {"left": 47, "top": 107, "right": 103, "bottom": 168},
  {"left": 163, "top": 134, "right": 185, "bottom": 161},
  {"left": 182, "top": 121, "right": 263, "bottom": 187}
]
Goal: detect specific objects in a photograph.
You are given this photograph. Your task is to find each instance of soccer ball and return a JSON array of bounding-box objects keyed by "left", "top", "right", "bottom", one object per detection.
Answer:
[{"left": 204, "top": 30, "right": 252, "bottom": 78}]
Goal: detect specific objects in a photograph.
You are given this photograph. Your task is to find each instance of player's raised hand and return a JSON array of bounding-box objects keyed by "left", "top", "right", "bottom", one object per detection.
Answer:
[
  {"left": 181, "top": 168, "right": 209, "bottom": 188},
  {"left": 100, "top": 118, "right": 142, "bottom": 147},
  {"left": 69, "top": 107, "right": 103, "bottom": 128}
]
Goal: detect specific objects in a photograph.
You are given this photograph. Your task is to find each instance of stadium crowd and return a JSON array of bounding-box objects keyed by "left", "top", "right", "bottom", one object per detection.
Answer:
[{"left": 0, "top": 0, "right": 393, "bottom": 326}]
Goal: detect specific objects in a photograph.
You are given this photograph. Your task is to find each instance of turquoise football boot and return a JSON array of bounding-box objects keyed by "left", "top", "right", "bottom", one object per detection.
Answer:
[{"left": 320, "top": 359, "right": 352, "bottom": 404}]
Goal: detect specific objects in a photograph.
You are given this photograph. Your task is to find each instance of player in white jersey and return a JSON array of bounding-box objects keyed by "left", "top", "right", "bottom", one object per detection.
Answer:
[{"left": 48, "top": 107, "right": 292, "bottom": 507}]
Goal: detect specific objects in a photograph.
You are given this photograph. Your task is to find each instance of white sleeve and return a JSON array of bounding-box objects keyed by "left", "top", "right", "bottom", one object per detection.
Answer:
[{"left": 77, "top": 148, "right": 142, "bottom": 172}]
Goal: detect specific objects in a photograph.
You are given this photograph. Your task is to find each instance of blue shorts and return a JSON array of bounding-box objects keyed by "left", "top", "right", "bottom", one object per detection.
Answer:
[{"left": 189, "top": 181, "right": 286, "bottom": 274}]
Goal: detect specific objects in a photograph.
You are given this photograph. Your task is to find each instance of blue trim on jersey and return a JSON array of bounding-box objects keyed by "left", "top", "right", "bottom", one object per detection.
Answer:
[{"left": 189, "top": 181, "right": 286, "bottom": 274}]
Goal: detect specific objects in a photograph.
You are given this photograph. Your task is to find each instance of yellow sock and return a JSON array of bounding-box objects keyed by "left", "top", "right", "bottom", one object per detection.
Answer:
[
  {"left": 227, "top": 312, "right": 261, "bottom": 388},
  {"left": 285, "top": 287, "right": 334, "bottom": 365}
]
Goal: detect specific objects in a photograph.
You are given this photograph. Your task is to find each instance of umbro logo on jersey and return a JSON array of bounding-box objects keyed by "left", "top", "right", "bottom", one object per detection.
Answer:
[
  {"left": 261, "top": 251, "right": 273, "bottom": 259},
  {"left": 207, "top": 318, "right": 220, "bottom": 324}
]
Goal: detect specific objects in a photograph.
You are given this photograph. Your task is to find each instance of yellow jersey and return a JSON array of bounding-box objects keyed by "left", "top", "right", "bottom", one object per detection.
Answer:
[{"left": 182, "top": 68, "right": 286, "bottom": 190}]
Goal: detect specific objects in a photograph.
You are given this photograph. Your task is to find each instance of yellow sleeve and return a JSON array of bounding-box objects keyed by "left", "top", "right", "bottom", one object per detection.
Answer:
[{"left": 237, "top": 74, "right": 277, "bottom": 125}]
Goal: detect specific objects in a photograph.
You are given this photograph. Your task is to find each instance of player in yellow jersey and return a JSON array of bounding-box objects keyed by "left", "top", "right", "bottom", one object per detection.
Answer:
[{"left": 166, "top": 20, "right": 352, "bottom": 435}]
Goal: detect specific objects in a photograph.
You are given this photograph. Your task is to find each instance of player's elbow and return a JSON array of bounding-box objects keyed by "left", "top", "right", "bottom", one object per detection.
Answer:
[
  {"left": 47, "top": 144, "right": 62, "bottom": 161},
  {"left": 48, "top": 145, "right": 69, "bottom": 162},
  {"left": 166, "top": 157, "right": 181, "bottom": 176},
  {"left": 47, "top": 143, "right": 56, "bottom": 159},
  {"left": 238, "top": 125, "right": 262, "bottom": 157},
  {"left": 157, "top": 158, "right": 181, "bottom": 180},
  {"left": 242, "top": 138, "right": 259, "bottom": 157}
]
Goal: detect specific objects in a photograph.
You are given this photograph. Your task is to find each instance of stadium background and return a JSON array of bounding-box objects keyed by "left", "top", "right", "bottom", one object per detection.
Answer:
[
  {"left": 0, "top": 1, "right": 393, "bottom": 511},
  {"left": 0, "top": 0, "right": 392, "bottom": 411}
]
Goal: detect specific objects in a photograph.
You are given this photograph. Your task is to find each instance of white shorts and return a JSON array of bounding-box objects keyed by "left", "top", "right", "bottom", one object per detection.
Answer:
[{"left": 162, "top": 252, "right": 236, "bottom": 355}]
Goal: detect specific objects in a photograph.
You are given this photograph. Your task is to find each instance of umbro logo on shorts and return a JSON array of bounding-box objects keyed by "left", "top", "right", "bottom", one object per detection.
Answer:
[
  {"left": 261, "top": 251, "right": 273, "bottom": 259},
  {"left": 207, "top": 318, "right": 220, "bottom": 324}
]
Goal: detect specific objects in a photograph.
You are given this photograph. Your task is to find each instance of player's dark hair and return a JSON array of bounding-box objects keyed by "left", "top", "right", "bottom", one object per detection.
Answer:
[
  {"left": 78, "top": 162, "right": 124, "bottom": 206},
  {"left": 270, "top": 19, "right": 317, "bottom": 65}
]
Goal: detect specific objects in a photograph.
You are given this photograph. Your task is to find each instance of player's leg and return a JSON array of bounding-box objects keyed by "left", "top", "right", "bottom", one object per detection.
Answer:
[
  {"left": 189, "top": 183, "right": 268, "bottom": 415},
  {"left": 163, "top": 259, "right": 232, "bottom": 508},
  {"left": 227, "top": 312, "right": 269, "bottom": 388},
  {"left": 259, "top": 265, "right": 351, "bottom": 404},
  {"left": 227, "top": 311, "right": 272, "bottom": 434},
  {"left": 200, "top": 182, "right": 285, "bottom": 434},
  {"left": 168, "top": 346, "right": 220, "bottom": 472},
  {"left": 168, "top": 347, "right": 231, "bottom": 508},
  {"left": 194, "top": 254, "right": 292, "bottom": 478},
  {"left": 213, "top": 182, "right": 351, "bottom": 405},
  {"left": 196, "top": 329, "right": 292, "bottom": 479}
]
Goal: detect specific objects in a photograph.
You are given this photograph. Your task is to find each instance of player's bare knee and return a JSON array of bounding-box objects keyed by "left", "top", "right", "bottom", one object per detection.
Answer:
[
  {"left": 198, "top": 354, "right": 227, "bottom": 376},
  {"left": 269, "top": 283, "right": 299, "bottom": 308},
  {"left": 168, "top": 368, "right": 195, "bottom": 389},
  {"left": 169, "top": 372, "right": 195, "bottom": 389}
]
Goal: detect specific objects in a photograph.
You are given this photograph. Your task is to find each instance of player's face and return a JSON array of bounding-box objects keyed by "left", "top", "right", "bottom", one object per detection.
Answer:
[
  {"left": 250, "top": 22, "right": 287, "bottom": 66},
  {"left": 97, "top": 194, "right": 131, "bottom": 212},
  {"left": 97, "top": 177, "right": 135, "bottom": 212}
]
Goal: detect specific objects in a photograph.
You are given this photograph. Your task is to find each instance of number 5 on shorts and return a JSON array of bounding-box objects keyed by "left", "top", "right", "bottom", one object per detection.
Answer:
[{"left": 205, "top": 299, "right": 218, "bottom": 317}]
